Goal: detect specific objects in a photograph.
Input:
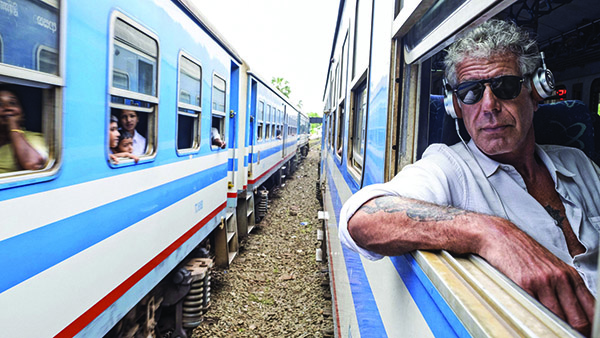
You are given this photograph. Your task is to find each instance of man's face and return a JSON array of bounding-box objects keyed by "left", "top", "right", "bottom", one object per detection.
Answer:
[
  {"left": 120, "top": 110, "right": 138, "bottom": 133},
  {"left": 455, "top": 54, "right": 537, "bottom": 157}
]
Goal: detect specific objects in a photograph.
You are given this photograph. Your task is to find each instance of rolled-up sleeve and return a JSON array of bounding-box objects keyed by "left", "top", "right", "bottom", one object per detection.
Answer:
[
  {"left": 339, "top": 144, "right": 459, "bottom": 260},
  {"left": 339, "top": 184, "right": 396, "bottom": 260}
]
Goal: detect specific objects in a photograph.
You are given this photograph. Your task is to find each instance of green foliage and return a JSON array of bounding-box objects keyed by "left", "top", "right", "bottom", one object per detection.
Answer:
[
  {"left": 307, "top": 112, "right": 322, "bottom": 134},
  {"left": 271, "top": 77, "right": 291, "bottom": 98}
]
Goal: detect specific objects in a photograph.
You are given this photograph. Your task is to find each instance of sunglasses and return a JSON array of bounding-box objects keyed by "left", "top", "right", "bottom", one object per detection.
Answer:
[{"left": 452, "top": 75, "right": 524, "bottom": 105}]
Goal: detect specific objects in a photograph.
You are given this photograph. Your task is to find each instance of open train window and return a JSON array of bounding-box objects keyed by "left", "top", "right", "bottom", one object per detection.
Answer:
[
  {"left": 348, "top": 81, "right": 367, "bottom": 177},
  {"left": 271, "top": 108, "right": 276, "bottom": 139},
  {"left": 335, "top": 101, "right": 345, "bottom": 158},
  {"left": 257, "top": 100, "right": 264, "bottom": 141},
  {"left": 266, "top": 104, "right": 271, "bottom": 139},
  {"left": 211, "top": 74, "right": 226, "bottom": 149},
  {"left": 109, "top": 14, "right": 158, "bottom": 164},
  {"left": 0, "top": 0, "right": 62, "bottom": 188},
  {"left": 177, "top": 53, "right": 202, "bottom": 153}
]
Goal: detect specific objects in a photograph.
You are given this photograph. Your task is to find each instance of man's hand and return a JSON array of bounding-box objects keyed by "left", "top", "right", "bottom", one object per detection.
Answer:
[{"left": 480, "top": 218, "right": 595, "bottom": 336}]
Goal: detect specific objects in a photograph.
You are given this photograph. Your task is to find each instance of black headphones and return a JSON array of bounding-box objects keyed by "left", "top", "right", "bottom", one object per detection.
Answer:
[{"left": 443, "top": 52, "right": 555, "bottom": 119}]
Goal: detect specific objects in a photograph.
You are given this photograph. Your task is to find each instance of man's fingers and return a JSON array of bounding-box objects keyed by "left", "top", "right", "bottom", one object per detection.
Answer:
[
  {"left": 536, "top": 284, "right": 566, "bottom": 321},
  {"left": 573, "top": 276, "right": 595, "bottom": 326},
  {"left": 555, "top": 281, "right": 590, "bottom": 336}
]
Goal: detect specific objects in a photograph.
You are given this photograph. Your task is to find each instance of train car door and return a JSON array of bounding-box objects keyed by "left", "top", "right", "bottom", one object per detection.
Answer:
[
  {"left": 248, "top": 78, "right": 257, "bottom": 177},
  {"left": 229, "top": 62, "right": 239, "bottom": 187}
]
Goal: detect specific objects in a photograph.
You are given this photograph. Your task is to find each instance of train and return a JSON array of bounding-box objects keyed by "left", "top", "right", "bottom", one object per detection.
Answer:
[
  {"left": 319, "top": 0, "right": 600, "bottom": 337},
  {"left": 0, "top": 0, "right": 310, "bottom": 337}
]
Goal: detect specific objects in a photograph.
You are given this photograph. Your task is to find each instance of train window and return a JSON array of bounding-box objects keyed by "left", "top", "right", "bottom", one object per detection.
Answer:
[
  {"left": 333, "top": 64, "right": 339, "bottom": 104},
  {"left": 271, "top": 119, "right": 276, "bottom": 140},
  {"left": 353, "top": 0, "right": 373, "bottom": 80},
  {"left": 37, "top": 46, "right": 57, "bottom": 75},
  {"left": 336, "top": 102, "right": 345, "bottom": 158},
  {"left": 0, "top": 0, "right": 60, "bottom": 76},
  {"left": 109, "top": 15, "right": 159, "bottom": 163},
  {"left": 328, "top": 113, "right": 333, "bottom": 148},
  {"left": 113, "top": 19, "right": 157, "bottom": 96},
  {"left": 0, "top": 83, "right": 57, "bottom": 180},
  {"left": 257, "top": 100, "right": 264, "bottom": 141},
  {"left": 348, "top": 81, "right": 367, "bottom": 174},
  {"left": 177, "top": 54, "right": 202, "bottom": 152},
  {"left": 211, "top": 74, "right": 226, "bottom": 149},
  {"left": 266, "top": 104, "right": 271, "bottom": 139},
  {"left": 0, "top": 1, "right": 62, "bottom": 187}
]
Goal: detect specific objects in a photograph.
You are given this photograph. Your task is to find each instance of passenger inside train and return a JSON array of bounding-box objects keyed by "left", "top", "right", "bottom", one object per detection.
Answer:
[
  {"left": 211, "top": 116, "right": 226, "bottom": 149},
  {"left": 117, "top": 109, "right": 147, "bottom": 156},
  {"left": 0, "top": 84, "right": 47, "bottom": 173},
  {"left": 108, "top": 115, "right": 138, "bottom": 164},
  {"left": 340, "top": 19, "right": 598, "bottom": 336}
]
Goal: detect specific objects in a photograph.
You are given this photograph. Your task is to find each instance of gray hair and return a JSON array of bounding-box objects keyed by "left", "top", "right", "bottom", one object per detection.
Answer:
[{"left": 444, "top": 19, "right": 540, "bottom": 88}]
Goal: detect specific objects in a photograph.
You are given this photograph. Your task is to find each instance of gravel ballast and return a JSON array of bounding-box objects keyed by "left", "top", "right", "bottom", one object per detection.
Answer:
[{"left": 192, "top": 142, "right": 333, "bottom": 338}]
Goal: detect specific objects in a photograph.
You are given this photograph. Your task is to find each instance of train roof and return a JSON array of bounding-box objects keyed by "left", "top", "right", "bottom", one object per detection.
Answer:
[
  {"left": 247, "top": 71, "right": 304, "bottom": 116},
  {"left": 176, "top": 0, "right": 244, "bottom": 65},
  {"left": 322, "top": 0, "right": 346, "bottom": 103}
]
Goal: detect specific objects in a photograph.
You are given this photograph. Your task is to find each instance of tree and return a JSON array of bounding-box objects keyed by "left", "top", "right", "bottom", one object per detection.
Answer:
[
  {"left": 271, "top": 77, "right": 291, "bottom": 98},
  {"left": 308, "top": 112, "right": 322, "bottom": 134},
  {"left": 297, "top": 100, "right": 303, "bottom": 110}
]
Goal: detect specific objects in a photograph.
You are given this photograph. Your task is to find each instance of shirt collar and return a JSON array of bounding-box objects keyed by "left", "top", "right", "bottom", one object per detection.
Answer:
[
  {"left": 465, "top": 140, "right": 501, "bottom": 178},
  {"left": 465, "top": 140, "right": 577, "bottom": 180},
  {"left": 535, "top": 144, "right": 577, "bottom": 181}
]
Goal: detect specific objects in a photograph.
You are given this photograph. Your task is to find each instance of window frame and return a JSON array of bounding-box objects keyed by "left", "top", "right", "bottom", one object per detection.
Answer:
[
  {"left": 0, "top": 34, "right": 4, "bottom": 63},
  {"left": 176, "top": 51, "right": 202, "bottom": 155},
  {"left": 335, "top": 100, "right": 345, "bottom": 160},
  {"left": 108, "top": 12, "right": 160, "bottom": 165},
  {"left": 211, "top": 72, "right": 227, "bottom": 150},
  {"left": 257, "top": 99, "right": 265, "bottom": 141},
  {"left": 266, "top": 104, "right": 272, "bottom": 139},
  {"left": 0, "top": 0, "right": 65, "bottom": 188},
  {"left": 347, "top": 79, "right": 368, "bottom": 179}
]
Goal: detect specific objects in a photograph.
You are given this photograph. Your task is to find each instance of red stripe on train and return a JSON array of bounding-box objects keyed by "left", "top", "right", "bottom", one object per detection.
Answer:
[{"left": 55, "top": 202, "right": 227, "bottom": 338}]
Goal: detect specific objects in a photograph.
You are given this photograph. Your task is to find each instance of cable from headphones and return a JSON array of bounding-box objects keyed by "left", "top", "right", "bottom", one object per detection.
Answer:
[{"left": 454, "top": 119, "right": 510, "bottom": 220}]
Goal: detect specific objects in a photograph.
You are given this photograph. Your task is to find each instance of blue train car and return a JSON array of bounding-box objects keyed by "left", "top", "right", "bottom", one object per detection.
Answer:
[
  {"left": 320, "top": 0, "right": 600, "bottom": 337},
  {"left": 245, "top": 72, "right": 306, "bottom": 221},
  {"left": 0, "top": 0, "right": 303, "bottom": 337}
]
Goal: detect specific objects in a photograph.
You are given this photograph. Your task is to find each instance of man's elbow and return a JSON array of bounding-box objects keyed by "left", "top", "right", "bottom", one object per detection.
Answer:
[{"left": 347, "top": 212, "right": 376, "bottom": 251}]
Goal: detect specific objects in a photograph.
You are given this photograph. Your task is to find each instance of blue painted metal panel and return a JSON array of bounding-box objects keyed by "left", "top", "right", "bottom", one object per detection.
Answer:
[{"left": 0, "top": 163, "right": 226, "bottom": 294}]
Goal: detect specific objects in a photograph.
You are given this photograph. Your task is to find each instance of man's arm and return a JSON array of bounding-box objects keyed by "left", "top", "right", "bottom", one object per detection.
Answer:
[{"left": 348, "top": 195, "right": 594, "bottom": 336}]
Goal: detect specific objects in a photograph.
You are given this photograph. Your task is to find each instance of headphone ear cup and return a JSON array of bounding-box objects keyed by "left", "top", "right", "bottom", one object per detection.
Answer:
[
  {"left": 443, "top": 88, "right": 461, "bottom": 119},
  {"left": 531, "top": 67, "right": 555, "bottom": 102}
]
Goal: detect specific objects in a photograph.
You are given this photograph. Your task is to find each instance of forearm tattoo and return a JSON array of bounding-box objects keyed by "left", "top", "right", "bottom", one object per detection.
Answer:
[{"left": 359, "top": 196, "right": 466, "bottom": 222}]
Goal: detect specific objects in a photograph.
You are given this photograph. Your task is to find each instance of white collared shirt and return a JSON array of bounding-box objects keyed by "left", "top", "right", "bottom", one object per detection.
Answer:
[
  {"left": 339, "top": 141, "right": 600, "bottom": 294},
  {"left": 132, "top": 130, "right": 147, "bottom": 156}
]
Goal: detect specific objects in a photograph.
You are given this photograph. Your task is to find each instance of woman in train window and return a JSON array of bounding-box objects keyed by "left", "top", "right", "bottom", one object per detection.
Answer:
[
  {"left": 0, "top": 85, "right": 47, "bottom": 173},
  {"left": 118, "top": 109, "right": 147, "bottom": 155}
]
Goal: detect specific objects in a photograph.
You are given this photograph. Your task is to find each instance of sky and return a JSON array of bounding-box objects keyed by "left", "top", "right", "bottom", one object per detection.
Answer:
[{"left": 191, "top": 0, "right": 340, "bottom": 114}]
